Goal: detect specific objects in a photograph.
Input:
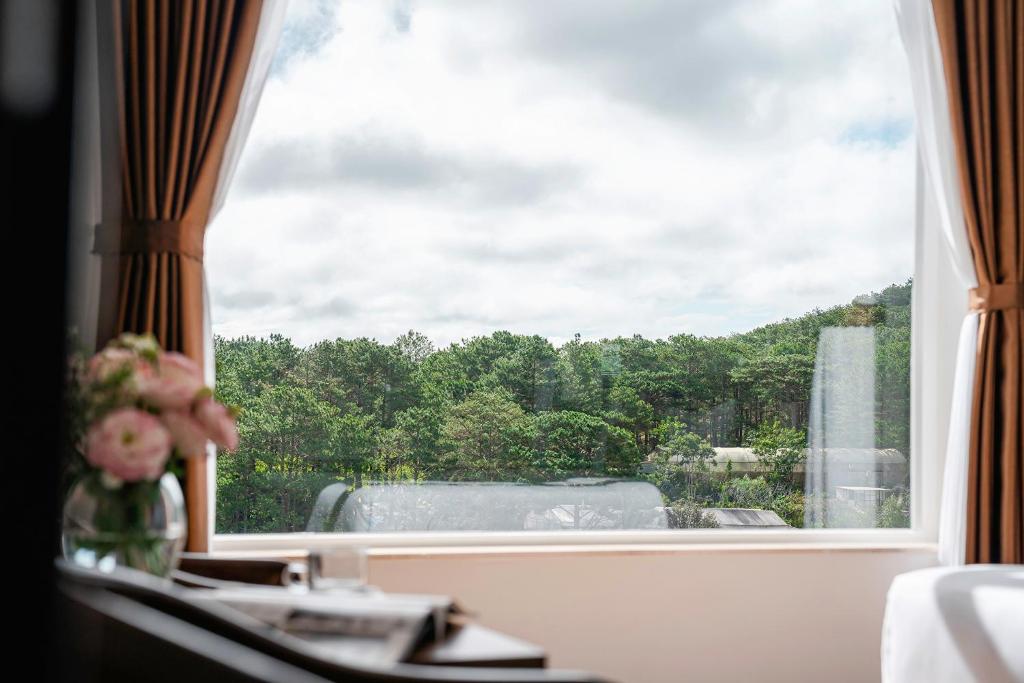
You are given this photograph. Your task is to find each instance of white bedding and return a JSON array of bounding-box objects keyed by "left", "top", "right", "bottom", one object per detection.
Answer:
[{"left": 882, "top": 565, "right": 1024, "bottom": 683}]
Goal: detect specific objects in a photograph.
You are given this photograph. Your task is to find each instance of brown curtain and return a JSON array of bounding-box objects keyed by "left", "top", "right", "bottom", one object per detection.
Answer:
[
  {"left": 95, "top": 0, "right": 263, "bottom": 551},
  {"left": 933, "top": 0, "right": 1023, "bottom": 564}
]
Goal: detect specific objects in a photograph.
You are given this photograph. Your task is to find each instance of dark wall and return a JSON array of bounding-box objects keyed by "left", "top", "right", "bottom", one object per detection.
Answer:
[{"left": 1, "top": 0, "right": 79, "bottom": 678}]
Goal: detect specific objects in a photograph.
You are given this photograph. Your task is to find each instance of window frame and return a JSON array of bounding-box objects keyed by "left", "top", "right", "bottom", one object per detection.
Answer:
[
  {"left": 208, "top": 155, "right": 960, "bottom": 554},
  {"left": 207, "top": 0, "right": 972, "bottom": 553}
]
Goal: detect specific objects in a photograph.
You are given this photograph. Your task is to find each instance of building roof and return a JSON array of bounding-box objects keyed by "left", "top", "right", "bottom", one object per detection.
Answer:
[
  {"left": 712, "top": 447, "right": 906, "bottom": 464},
  {"left": 649, "top": 447, "right": 907, "bottom": 468},
  {"left": 835, "top": 486, "right": 892, "bottom": 492},
  {"left": 702, "top": 508, "right": 790, "bottom": 528}
]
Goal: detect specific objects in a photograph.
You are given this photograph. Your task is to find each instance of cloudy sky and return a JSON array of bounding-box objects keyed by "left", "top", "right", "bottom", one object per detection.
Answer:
[{"left": 206, "top": 0, "right": 915, "bottom": 348}]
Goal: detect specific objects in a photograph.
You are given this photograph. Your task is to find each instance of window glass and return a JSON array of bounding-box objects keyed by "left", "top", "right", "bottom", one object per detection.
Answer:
[{"left": 210, "top": 0, "right": 914, "bottom": 534}]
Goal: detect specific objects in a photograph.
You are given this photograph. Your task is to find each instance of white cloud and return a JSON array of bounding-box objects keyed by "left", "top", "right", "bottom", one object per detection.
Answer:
[{"left": 206, "top": 0, "right": 915, "bottom": 348}]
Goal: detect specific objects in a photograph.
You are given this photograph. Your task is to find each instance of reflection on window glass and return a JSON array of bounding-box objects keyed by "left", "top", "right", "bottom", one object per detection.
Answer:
[{"left": 211, "top": 0, "right": 914, "bottom": 534}]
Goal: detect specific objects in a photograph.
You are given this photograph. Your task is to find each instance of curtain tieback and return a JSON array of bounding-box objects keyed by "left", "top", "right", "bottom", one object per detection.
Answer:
[
  {"left": 969, "top": 283, "right": 1024, "bottom": 311},
  {"left": 92, "top": 219, "right": 204, "bottom": 261}
]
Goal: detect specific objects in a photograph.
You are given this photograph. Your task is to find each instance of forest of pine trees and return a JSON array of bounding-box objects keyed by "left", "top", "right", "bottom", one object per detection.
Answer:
[{"left": 215, "top": 280, "right": 912, "bottom": 533}]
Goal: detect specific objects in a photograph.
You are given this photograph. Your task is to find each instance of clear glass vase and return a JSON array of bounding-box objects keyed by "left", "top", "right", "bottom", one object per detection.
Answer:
[{"left": 62, "top": 472, "right": 187, "bottom": 577}]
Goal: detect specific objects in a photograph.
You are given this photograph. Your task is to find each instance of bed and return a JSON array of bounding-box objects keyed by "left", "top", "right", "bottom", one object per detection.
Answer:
[{"left": 882, "top": 564, "right": 1024, "bottom": 682}]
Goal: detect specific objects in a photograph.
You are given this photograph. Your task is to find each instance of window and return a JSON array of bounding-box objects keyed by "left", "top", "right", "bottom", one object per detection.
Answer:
[{"left": 208, "top": 0, "right": 915, "bottom": 539}]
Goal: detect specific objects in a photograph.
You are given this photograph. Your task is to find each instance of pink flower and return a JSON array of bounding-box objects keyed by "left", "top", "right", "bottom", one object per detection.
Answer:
[
  {"left": 87, "top": 347, "right": 153, "bottom": 386},
  {"left": 139, "top": 352, "right": 206, "bottom": 409},
  {"left": 160, "top": 411, "right": 209, "bottom": 458},
  {"left": 195, "top": 397, "right": 238, "bottom": 451},
  {"left": 85, "top": 408, "right": 172, "bottom": 481}
]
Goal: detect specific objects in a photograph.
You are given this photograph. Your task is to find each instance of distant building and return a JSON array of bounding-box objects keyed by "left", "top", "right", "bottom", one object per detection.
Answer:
[
  {"left": 323, "top": 479, "right": 670, "bottom": 532},
  {"left": 701, "top": 508, "right": 790, "bottom": 528},
  {"left": 641, "top": 447, "right": 908, "bottom": 489},
  {"left": 835, "top": 486, "right": 894, "bottom": 506}
]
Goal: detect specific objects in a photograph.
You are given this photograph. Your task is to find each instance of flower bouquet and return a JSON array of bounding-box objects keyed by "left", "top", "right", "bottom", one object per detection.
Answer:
[{"left": 62, "top": 333, "right": 238, "bottom": 576}]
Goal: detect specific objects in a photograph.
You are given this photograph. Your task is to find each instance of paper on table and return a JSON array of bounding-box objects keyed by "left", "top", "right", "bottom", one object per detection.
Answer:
[{"left": 191, "top": 584, "right": 454, "bottom": 667}]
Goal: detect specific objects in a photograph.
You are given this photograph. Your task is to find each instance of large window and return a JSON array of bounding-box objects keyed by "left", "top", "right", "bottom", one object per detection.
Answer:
[{"left": 209, "top": 0, "right": 915, "bottom": 537}]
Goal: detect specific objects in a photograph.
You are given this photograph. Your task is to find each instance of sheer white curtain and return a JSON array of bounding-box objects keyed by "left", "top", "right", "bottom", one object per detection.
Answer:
[
  {"left": 201, "top": 0, "right": 286, "bottom": 389},
  {"left": 894, "top": 0, "right": 976, "bottom": 565},
  {"left": 209, "top": 0, "right": 289, "bottom": 218},
  {"left": 202, "top": 0, "right": 288, "bottom": 536},
  {"left": 202, "top": 0, "right": 288, "bottom": 385}
]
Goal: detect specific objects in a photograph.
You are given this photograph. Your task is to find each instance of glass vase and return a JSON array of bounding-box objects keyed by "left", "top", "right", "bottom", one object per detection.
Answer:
[{"left": 62, "top": 472, "right": 187, "bottom": 578}]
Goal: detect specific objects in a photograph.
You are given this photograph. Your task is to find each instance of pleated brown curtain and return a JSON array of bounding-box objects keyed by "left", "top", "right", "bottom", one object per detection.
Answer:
[
  {"left": 932, "top": 0, "right": 1024, "bottom": 564},
  {"left": 95, "top": 0, "right": 263, "bottom": 551}
]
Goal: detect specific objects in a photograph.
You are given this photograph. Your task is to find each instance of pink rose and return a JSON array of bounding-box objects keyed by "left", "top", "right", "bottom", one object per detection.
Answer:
[
  {"left": 160, "top": 411, "right": 209, "bottom": 458},
  {"left": 85, "top": 408, "right": 172, "bottom": 481},
  {"left": 195, "top": 397, "right": 238, "bottom": 451},
  {"left": 87, "top": 347, "right": 153, "bottom": 386},
  {"left": 139, "top": 352, "right": 206, "bottom": 409}
]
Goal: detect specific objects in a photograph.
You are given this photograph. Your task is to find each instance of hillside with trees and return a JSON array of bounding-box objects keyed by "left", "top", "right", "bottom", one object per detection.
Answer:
[{"left": 215, "top": 280, "right": 911, "bottom": 533}]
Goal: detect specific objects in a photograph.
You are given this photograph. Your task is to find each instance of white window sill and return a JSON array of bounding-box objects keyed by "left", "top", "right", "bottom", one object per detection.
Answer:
[{"left": 210, "top": 529, "right": 937, "bottom": 559}]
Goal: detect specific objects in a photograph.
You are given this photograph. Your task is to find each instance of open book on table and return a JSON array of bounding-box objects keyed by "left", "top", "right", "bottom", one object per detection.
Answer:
[{"left": 188, "top": 584, "right": 455, "bottom": 667}]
